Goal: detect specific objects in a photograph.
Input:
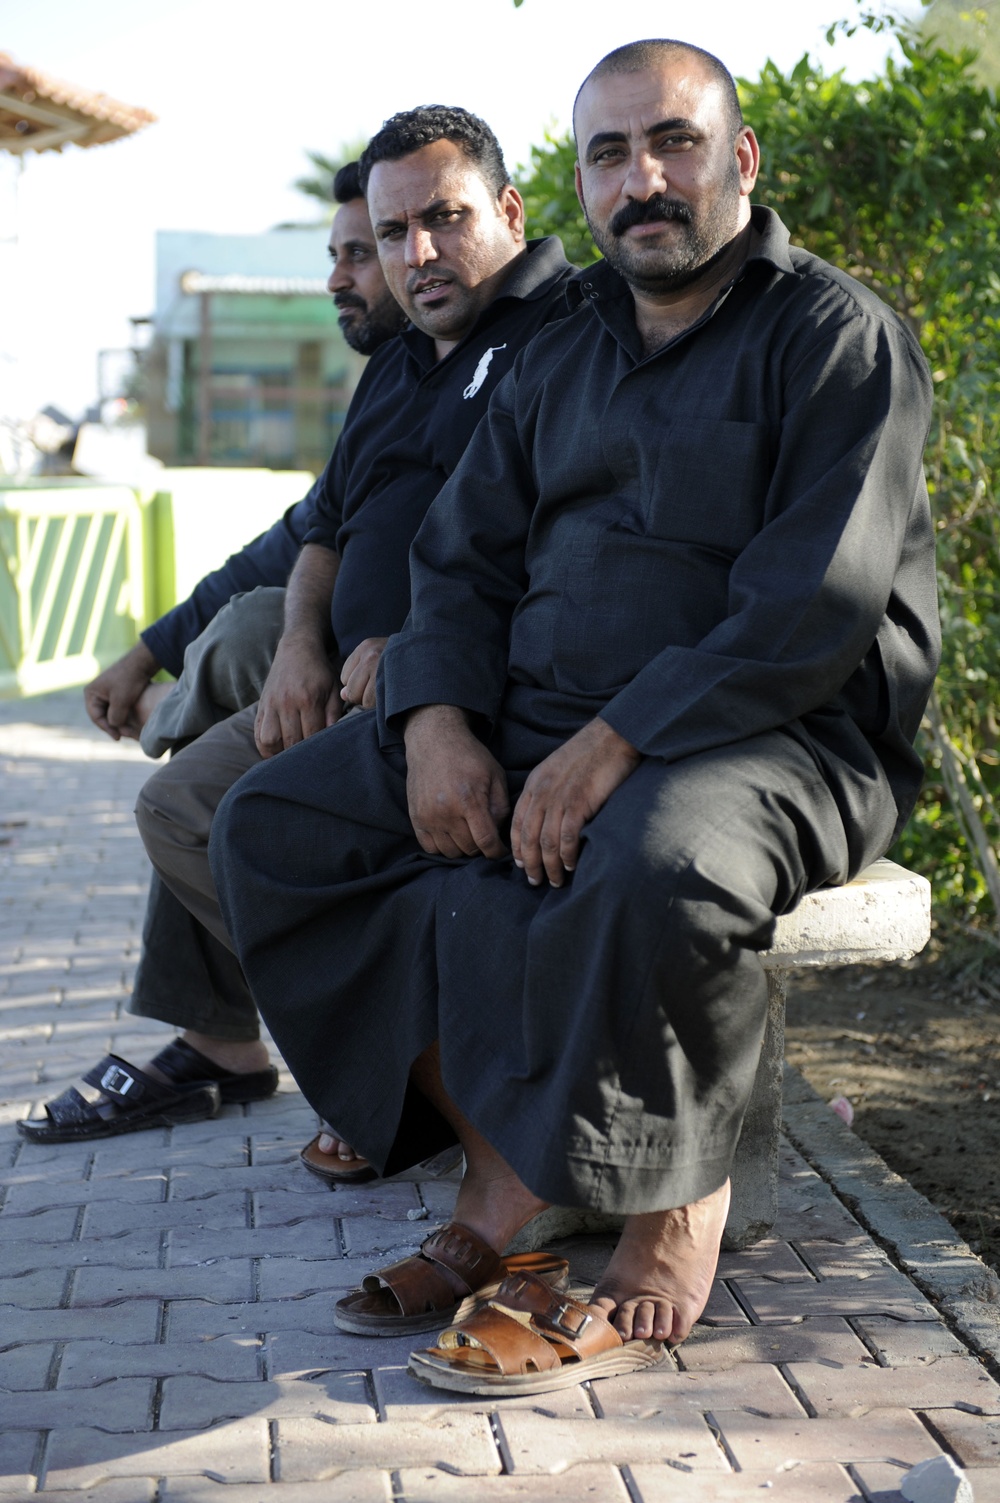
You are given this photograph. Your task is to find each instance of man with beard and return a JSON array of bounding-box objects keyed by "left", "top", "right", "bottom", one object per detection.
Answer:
[
  {"left": 85, "top": 161, "right": 407, "bottom": 754},
  {"left": 22, "top": 112, "right": 574, "bottom": 1167},
  {"left": 209, "top": 39, "right": 939, "bottom": 1389},
  {"left": 16, "top": 162, "right": 407, "bottom": 1148}
]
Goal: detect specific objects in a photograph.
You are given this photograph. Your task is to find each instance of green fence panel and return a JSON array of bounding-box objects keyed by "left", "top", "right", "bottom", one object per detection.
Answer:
[
  {"left": 0, "top": 481, "right": 145, "bottom": 699},
  {"left": 0, "top": 468, "right": 314, "bottom": 698}
]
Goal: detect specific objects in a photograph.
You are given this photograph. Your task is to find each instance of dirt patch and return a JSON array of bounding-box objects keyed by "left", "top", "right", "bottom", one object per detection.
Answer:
[{"left": 784, "top": 956, "right": 1000, "bottom": 1275}]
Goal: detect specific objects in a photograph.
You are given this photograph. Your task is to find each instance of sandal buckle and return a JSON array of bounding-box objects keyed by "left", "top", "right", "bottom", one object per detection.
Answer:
[
  {"left": 100, "top": 1065, "right": 137, "bottom": 1097},
  {"left": 549, "top": 1300, "right": 591, "bottom": 1338}
]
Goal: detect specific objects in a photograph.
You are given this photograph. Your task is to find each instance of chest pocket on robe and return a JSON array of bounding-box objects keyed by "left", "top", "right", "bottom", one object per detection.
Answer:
[
  {"left": 545, "top": 419, "right": 771, "bottom": 697},
  {"left": 638, "top": 417, "right": 770, "bottom": 551}
]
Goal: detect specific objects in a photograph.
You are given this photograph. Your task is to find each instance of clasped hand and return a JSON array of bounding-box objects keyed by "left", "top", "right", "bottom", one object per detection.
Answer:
[{"left": 404, "top": 708, "right": 640, "bottom": 885}]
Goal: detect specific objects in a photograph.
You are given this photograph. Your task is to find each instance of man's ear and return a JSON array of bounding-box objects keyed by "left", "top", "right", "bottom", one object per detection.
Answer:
[
  {"left": 499, "top": 183, "right": 526, "bottom": 242},
  {"left": 574, "top": 160, "right": 584, "bottom": 212},
  {"left": 737, "top": 127, "right": 760, "bottom": 197}
]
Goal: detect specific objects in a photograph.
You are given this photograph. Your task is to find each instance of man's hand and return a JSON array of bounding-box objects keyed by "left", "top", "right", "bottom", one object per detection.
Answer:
[
  {"left": 404, "top": 704, "right": 510, "bottom": 859},
  {"left": 84, "top": 640, "right": 161, "bottom": 741},
  {"left": 511, "top": 717, "right": 641, "bottom": 887},
  {"left": 340, "top": 636, "right": 388, "bottom": 710},
  {"left": 254, "top": 634, "right": 342, "bottom": 758}
]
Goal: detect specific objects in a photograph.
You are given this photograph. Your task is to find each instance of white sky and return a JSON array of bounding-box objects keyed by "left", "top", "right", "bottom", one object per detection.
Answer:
[{"left": 0, "top": 0, "right": 911, "bottom": 421}]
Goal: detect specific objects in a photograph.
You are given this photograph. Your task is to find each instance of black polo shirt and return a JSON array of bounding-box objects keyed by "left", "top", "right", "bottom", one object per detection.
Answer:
[
  {"left": 302, "top": 236, "right": 573, "bottom": 656},
  {"left": 382, "top": 207, "right": 940, "bottom": 841}
]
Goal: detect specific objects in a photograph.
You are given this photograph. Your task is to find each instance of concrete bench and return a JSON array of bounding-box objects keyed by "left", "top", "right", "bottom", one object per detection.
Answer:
[
  {"left": 508, "top": 857, "right": 932, "bottom": 1256},
  {"left": 724, "top": 856, "right": 932, "bottom": 1247}
]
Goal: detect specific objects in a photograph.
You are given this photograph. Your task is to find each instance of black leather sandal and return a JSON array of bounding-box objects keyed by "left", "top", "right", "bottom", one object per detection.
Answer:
[
  {"left": 16, "top": 1038, "right": 278, "bottom": 1143},
  {"left": 17, "top": 1053, "right": 222, "bottom": 1142}
]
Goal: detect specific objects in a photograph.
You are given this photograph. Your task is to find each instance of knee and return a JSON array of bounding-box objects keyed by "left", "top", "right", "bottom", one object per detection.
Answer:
[
  {"left": 135, "top": 766, "right": 176, "bottom": 859},
  {"left": 212, "top": 587, "right": 285, "bottom": 665}
]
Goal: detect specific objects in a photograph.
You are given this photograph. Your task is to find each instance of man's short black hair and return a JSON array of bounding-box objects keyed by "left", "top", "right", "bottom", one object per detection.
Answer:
[
  {"left": 574, "top": 39, "right": 744, "bottom": 141},
  {"left": 333, "top": 160, "right": 363, "bottom": 204},
  {"left": 358, "top": 106, "right": 510, "bottom": 198}
]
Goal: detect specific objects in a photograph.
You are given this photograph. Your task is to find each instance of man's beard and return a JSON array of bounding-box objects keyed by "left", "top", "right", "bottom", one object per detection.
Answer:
[
  {"left": 336, "top": 293, "right": 408, "bottom": 355},
  {"left": 585, "top": 177, "right": 739, "bottom": 296}
]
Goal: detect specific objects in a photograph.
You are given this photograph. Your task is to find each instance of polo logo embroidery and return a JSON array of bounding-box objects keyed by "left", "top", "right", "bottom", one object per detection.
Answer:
[{"left": 463, "top": 343, "right": 507, "bottom": 400}]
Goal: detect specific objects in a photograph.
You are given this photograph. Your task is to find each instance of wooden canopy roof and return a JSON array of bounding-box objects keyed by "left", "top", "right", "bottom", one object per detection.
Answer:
[{"left": 0, "top": 52, "right": 155, "bottom": 156}]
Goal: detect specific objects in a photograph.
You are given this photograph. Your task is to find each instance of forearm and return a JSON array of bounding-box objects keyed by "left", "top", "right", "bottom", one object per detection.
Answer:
[{"left": 280, "top": 543, "right": 341, "bottom": 650}]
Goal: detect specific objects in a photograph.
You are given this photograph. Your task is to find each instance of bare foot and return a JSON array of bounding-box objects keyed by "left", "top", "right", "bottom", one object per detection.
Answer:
[
  {"left": 315, "top": 1129, "right": 365, "bottom": 1164},
  {"left": 135, "top": 680, "right": 173, "bottom": 730},
  {"left": 450, "top": 1150, "right": 549, "bottom": 1253},
  {"left": 590, "top": 1178, "right": 731, "bottom": 1346}
]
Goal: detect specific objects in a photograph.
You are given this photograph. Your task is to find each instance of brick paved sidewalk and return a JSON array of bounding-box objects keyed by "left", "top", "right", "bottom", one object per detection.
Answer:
[{"left": 3, "top": 690, "right": 1000, "bottom": 1502}]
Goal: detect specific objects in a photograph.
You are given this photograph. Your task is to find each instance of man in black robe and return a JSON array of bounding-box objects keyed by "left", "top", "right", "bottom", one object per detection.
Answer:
[{"left": 209, "top": 40, "right": 939, "bottom": 1364}]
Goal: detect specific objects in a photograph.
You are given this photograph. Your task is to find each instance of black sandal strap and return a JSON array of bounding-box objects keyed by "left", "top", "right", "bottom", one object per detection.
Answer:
[
  {"left": 81, "top": 1054, "right": 173, "bottom": 1106},
  {"left": 147, "top": 1038, "right": 228, "bottom": 1087}
]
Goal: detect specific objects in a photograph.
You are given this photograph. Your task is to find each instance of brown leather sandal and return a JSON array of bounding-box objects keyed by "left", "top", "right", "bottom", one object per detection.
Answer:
[
  {"left": 333, "top": 1221, "right": 570, "bottom": 1336},
  {"left": 299, "top": 1132, "right": 378, "bottom": 1185},
  {"left": 407, "top": 1269, "right": 665, "bottom": 1394}
]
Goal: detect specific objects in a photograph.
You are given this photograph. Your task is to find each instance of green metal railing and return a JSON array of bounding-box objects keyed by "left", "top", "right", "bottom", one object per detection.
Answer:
[
  {"left": 0, "top": 469, "right": 313, "bottom": 700},
  {"left": 0, "top": 481, "right": 146, "bottom": 698}
]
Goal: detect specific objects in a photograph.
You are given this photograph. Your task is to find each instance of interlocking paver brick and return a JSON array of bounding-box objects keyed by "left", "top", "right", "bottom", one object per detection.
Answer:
[
  {"left": 43, "top": 1419, "right": 271, "bottom": 1488},
  {"left": 629, "top": 1460, "right": 863, "bottom": 1501},
  {"left": 275, "top": 1414, "right": 500, "bottom": 1480},
  {"left": 496, "top": 1412, "right": 726, "bottom": 1473},
  {"left": 28, "top": 1485, "right": 156, "bottom": 1502},
  {"left": 416, "top": 1181, "right": 462, "bottom": 1217},
  {"left": 592, "top": 1362, "right": 805, "bottom": 1419},
  {"left": 694, "top": 1282, "right": 751, "bottom": 1326},
  {"left": 341, "top": 1219, "right": 433, "bottom": 1258},
  {"left": 675, "top": 1316, "right": 870, "bottom": 1370},
  {"left": 57, "top": 1337, "right": 262, "bottom": 1386},
  {"left": 0, "top": 1377, "right": 153, "bottom": 1431},
  {"left": 716, "top": 1407, "right": 943, "bottom": 1468},
  {"left": 91, "top": 1134, "right": 229, "bottom": 1174},
  {"left": 159, "top": 1371, "right": 376, "bottom": 1430},
  {"left": 81, "top": 1189, "right": 248, "bottom": 1235},
  {"left": 924, "top": 1408, "right": 1000, "bottom": 1465},
  {"left": 0, "top": 1299, "right": 160, "bottom": 1344},
  {"left": 853, "top": 1314, "right": 968, "bottom": 1365},
  {"left": 166, "top": 1292, "right": 353, "bottom": 1341},
  {"left": 160, "top": 1480, "right": 392, "bottom": 1503},
  {"left": 0, "top": 1229, "right": 161, "bottom": 1273},
  {"left": 731, "top": 1269, "right": 937, "bottom": 1322},
  {"left": 255, "top": 1182, "right": 420, "bottom": 1234},
  {"left": 0, "top": 1428, "right": 39, "bottom": 1495},
  {"left": 373, "top": 1363, "right": 592, "bottom": 1421},
  {"left": 71, "top": 1258, "right": 253, "bottom": 1306},
  {"left": 3, "top": 1172, "right": 165, "bottom": 1214},
  {"left": 0, "top": 1265, "right": 68, "bottom": 1306},
  {"left": 0, "top": 1205, "right": 79, "bottom": 1242},
  {"left": 308, "top": 1182, "right": 423, "bottom": 1218},
  {"left": 715, "top": 1238, "right": 815, "bottom": 1282},
  {"left": 794, "top": 1239, "right": 899, "bottom": 1279},
  {"left": 257, "top": 1256, "right": 355, "bottom": 1300},
  {"left": 169, "top": 1224, "right": 344, "bottom": 1265},
  {"left": 0, "top": 1340, "right": 55, "bottom": 1390},
  {"left": 169, "top": 1165, "right": 331, "bottom": 1198},
  {"left": 264, "top": 1327, "right": 422, "bottom": 1378},
  {"left": 774, "top": 1197, "right": 866, "bottom": 1242},
  {"left": 179, "top": 1113, "right": 316, "bottom": 1149},
  {"left": 395, "top": 1465, "right": 629, "bottom": 1500},
  {"left": 787, "top": 1354, "right": 1000, "bottom": 1416}
]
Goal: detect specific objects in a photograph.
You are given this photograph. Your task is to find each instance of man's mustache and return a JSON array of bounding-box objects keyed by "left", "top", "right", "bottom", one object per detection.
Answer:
[
  {"left": 334, "top": 293, "right": 367, "bottom": 313},
  {"left": 610, "top": 195, "right": 693, "bottom": 238}
]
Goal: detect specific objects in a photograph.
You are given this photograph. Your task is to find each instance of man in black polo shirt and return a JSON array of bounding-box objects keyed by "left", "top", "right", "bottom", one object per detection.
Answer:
[
  {"left": 210, "top": 40, "right": 939, "bottom": 1386},
  {"left": 20, "top": 109, "right": 572, "bottom": 1164}
]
